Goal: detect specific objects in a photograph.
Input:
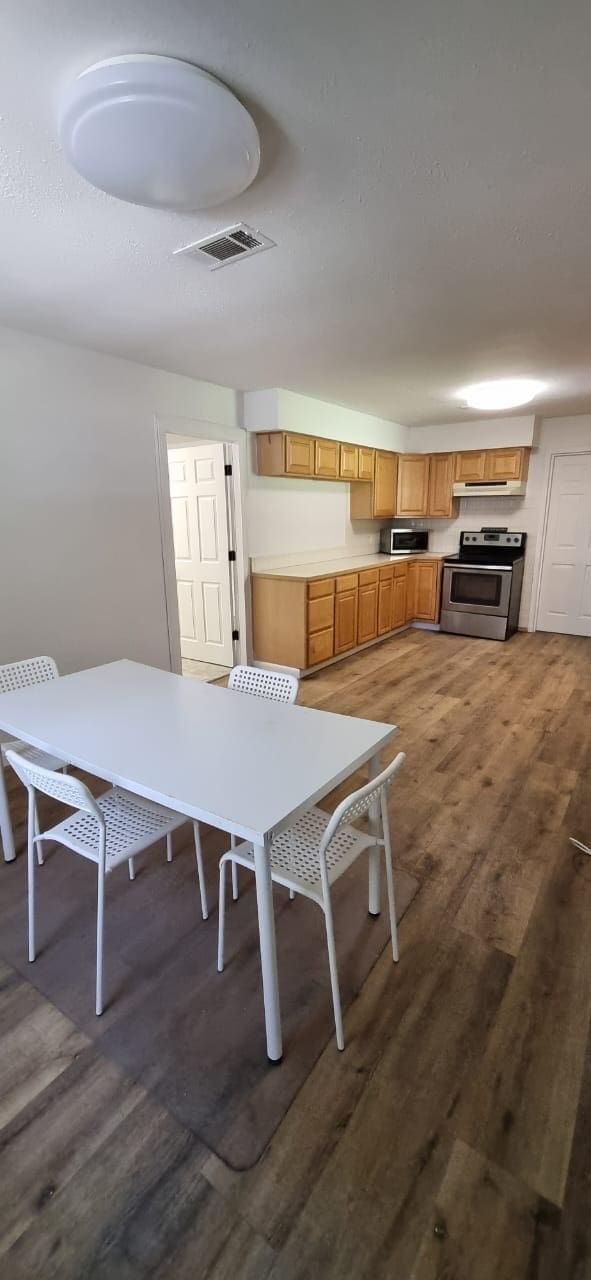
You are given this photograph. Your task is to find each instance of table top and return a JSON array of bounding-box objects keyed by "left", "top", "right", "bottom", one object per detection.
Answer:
[{"left": 0, "top": 660, "right": 398, "bottom": 843}]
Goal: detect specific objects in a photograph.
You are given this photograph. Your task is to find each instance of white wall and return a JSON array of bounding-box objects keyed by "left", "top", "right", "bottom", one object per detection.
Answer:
[
  {"left": 244, "top": 388, "right": 408, "bottom": 566},
  {"left": 407, "top": 415, "right": 537, "bottom": 453},
  {"left": 0, "top": 327, "right": 238, "bottom": 674}
]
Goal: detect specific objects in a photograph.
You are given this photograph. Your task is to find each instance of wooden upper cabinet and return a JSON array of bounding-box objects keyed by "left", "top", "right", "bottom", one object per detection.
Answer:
[
  {"left": 485, "top": 447, "right": 528, "bottom": 482},
  {"left": 358, "top": 447, "right": 375, "bottom": 482},
  {"left": 314, "top": 438, "right": 339, "bottom": 479},
  {"left": 373, "top": 451, "right": 398, "bottom": 517},
  {"left": 285, "top": 433, "right": 315, "bottom": 476},
  {"left": 455, "top": 451, "right": 487, "bottom": 483},
  {"left": 339, "top": 443, "right": 359, "bottom": 480},
  {"left": 397, "top": 454, "right": 430, "bottom": 517},
  {"left": 427, "top": 452, "right": 456, "bottom": 518}
]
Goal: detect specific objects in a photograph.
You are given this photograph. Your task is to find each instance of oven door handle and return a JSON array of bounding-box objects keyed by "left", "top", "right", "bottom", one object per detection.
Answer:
[{"left": 446, "top": 564, "right": 513, "bottom": 572}]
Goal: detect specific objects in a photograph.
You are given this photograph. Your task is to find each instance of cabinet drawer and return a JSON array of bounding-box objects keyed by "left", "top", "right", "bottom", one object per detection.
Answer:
[
  {"left": 335, "top": 573, "right": 359, "bottom": 593},
  {"left": 307, "top": 628, "right": 334, "bottom": 666},
  {"left": 379, "top": 565, "right": 394, "bottom": 581},
  {"left": 307, "top": 594, "right": 334, "bottom": 634},
  {"left": 358, "top": 568, "right": 379, "bottom": 586},
  {"left": 308, "top": 578, "right": 335, "bottom": 599}
]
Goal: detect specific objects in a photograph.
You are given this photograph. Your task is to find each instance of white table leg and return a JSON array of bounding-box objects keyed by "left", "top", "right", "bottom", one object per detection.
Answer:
[
  {"left": 0, "top": 763, "right": 16, "bottom": 863},
  {"left": 368, "top": 751, "right": 381, "bottom": 916},
  {"left": 253, "top": 837, "right": 283, "bottom": 1062}
]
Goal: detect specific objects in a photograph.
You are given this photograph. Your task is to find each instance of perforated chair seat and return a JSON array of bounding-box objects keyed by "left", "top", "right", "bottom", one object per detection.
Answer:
[
  {"left": 229, "top": 807, "right": 375, "bottom": 903},
  {"left": 38, "top": 787, "right": 186, "bottom": 870}
]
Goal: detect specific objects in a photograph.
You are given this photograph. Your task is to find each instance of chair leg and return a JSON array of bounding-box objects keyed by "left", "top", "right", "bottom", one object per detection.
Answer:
[
  {"left": 27, "top": 793, "right": 36, "bottom": 963},
  {"left": 322, "top": 891, "right": 344, "bottom": 1051},
  {"left": 128, "top": 858, "right": 135, "bottom": 881},
  {"left": 96, "top": 861, "right": 105, "bottom": 1016},
  {"left": 193, "top": 822, "right": 209, "bottom": 920},
  {"left": 381, "top": 796, "right": 399, "bottom": 962},
  {"left": 218, "top": 859, "right": 227, "bottom": 972},
  {"left": 231, "top": 833, "right": 239, "bottom": 900},
  {"left": 166, "top": 832, "right": 173, "bottom": 863},
  {"left": 34, "top": 799, "right": 44, "bottom": 866}
]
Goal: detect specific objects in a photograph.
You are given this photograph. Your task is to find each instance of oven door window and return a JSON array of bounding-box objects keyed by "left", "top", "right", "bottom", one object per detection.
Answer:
[{"left": 450, "top": 570, "right": 503, "bottom": 608}]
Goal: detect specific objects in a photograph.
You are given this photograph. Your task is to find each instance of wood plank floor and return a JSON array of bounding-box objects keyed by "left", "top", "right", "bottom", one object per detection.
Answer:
[{"left": 1, "top": 629, "right": 590, "bottom": 1278}]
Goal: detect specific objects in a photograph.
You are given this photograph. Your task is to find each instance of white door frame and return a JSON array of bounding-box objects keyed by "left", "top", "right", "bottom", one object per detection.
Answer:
[
  {"left": 529, "top": 448, "right": 591, "bottom": 633},
  {"left": 154, "top": 413, "right": 250, "bottom": 673}
]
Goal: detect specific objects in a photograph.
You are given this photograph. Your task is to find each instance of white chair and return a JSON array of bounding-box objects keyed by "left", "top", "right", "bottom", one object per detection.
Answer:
[
  {"left": 226, "top": 665, "right": 299, "bottom": 902},
  {"left": 6, "top": 749, "right": 208, "bottom": 1016},
  {"left": 218, "top": 750, "right": 406, "bottom": 1050},
  {"left": 0, "top": 657, "right": 68, "bottom": 865}
]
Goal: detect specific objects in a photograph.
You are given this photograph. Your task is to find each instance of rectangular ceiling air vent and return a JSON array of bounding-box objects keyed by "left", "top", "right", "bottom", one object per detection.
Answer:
[{"left": 173, "top": 223, "right": 276, "bottom": 270}]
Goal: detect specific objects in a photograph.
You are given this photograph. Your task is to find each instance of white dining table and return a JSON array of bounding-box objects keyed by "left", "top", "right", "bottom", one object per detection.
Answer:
[{"left": 0, "top": 659, "right": 398, "bottom": 1060}]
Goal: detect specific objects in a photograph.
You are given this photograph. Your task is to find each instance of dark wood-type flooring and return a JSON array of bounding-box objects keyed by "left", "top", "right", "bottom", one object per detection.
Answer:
[{"left": 1, "top": 628, "right": 590, "bottom": 1278}]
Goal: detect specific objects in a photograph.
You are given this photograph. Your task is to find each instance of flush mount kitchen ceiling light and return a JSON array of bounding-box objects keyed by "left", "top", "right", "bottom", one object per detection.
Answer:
[
  {"left": 59, "top": 55, "right": 261, "bottom": 211},
  {"left": 460, "top": 378, "right": 545, "bottom": 411}
]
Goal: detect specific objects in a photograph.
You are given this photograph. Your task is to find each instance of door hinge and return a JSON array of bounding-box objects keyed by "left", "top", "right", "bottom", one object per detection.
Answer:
[
  {"left": 224, "top": 463, "right": 233, "bottom": 476},
  {"left": 232, "top": 629, "right": 240, "bottom": 641},
  {"left": 228, "top": 549, "right": 236, "bottom": 562}
]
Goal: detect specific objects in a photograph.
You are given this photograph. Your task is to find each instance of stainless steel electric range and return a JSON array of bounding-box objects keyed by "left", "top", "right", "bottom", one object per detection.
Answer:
[{"left": 440, "top": 529, "right": 527, "bottom": 641}]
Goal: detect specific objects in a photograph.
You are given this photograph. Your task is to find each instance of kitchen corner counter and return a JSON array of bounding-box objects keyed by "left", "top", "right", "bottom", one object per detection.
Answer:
[{"left": 251, "top": 551, "right": 449, "bottom": 582}]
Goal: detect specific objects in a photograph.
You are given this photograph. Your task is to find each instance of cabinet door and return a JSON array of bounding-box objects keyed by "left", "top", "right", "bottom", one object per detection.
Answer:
[
  {"left": 358, "top": 447, "right": 375, "bottom": 482},
  {"left": 454, "top": 451, "right": 487, "bottom": 482},
  {"left": 485, "top": 447, "right": 527, "bottom": 482},
  {"left": 405, "top": 562, "right": 417, "bottom": 621},
  {"left": 377, "top": 577, "right": 393, "bottom": 634},
  {"left": 427, "top": 452, "right": 455, "bottom": 517},
  {"left": 414, "top": 562, "right": 440, "bottom": 621},
  {"left": 285, "top": 434, "right": 314, "bottom": 476},
  {"left": 357, "top": 582, "right": 378, "bottom": 643},
  {"left": 334, "top": 589, "right": 358, "bottom": 653},
  {"left": 396, "top": 454, "right": 430, "bottom": 516},
  {"left": 391, "top": 573, "right": 407, "bottom": 629},
  {"left": 314, "top": 438, "right": 339, "bottom": 479},
  {"left": 339, "top": 443, "right": 359, "bottom": 480},
  {"left": 373, "top": 451, "right": 398, "bottom": 517},
  {"left": 308, "top": 628, "right": 334, "bottom": 666}
]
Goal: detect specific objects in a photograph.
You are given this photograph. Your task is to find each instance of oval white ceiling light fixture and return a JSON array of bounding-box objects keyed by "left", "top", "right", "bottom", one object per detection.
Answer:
[
  {"left": 59, "top": 54, "right": 261, "bottom": 211},
  {"left": 460, "top": 378, "right": 546, "bottom": 411}
]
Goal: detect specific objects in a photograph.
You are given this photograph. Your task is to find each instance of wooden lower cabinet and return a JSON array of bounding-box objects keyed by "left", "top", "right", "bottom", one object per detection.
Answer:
[
  {"left": 358, "top": 579, "right": 379, "bottom": 644},
  {"left": 392, "top": 573, "right": 407, "bottom": 629},
  {"left": 252, "top": 556, "right": 443, "bottom": 674},
  {"left": 334, "top": 589, "right": 358, "bottom": 653},
  {"left": 414, "top": 561, "right": 442, "bottom": 622},
  {"left": 378, "top": 567, "right": 394, "bottom": 635}
]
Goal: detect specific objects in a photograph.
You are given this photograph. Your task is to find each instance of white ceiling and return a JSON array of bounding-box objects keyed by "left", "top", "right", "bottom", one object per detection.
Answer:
[{"left": 2, "top": 0, "right": 591, "bottom": 425}]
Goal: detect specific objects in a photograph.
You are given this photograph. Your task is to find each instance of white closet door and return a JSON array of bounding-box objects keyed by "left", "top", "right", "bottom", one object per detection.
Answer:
[
  {"left": 537, "top": 452, "right": 591, "bottom": 636},
  {"left": 169, "top": 443, "right": 234, "bottom": 664}
]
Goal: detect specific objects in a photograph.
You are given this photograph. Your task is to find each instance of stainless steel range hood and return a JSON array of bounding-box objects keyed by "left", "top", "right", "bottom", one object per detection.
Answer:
[{"left": 452, "top": 479, "right": 526, "bottom": 498}]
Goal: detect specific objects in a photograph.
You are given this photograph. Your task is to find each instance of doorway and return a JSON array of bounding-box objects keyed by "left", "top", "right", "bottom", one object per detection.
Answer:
[
  {"left": 537, "top": 451, "right": 591, "bottom": 637},
  {"left": 156, "top": 417, "right": 248, "bottom": 683}
]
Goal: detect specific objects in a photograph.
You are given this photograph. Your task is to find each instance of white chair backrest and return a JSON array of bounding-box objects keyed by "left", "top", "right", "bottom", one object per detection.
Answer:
[
  {"left": 320, "top": 752, "right": 406, "bottom": 856},
  {"left": 0, "top": 656, "right": 59, "bottom": 695},
  {"left": 228, "top": 664, "right": 298, "bottom": 704},
  {"left": 5, "top": 750, "right": 102, "bottom": 820}
]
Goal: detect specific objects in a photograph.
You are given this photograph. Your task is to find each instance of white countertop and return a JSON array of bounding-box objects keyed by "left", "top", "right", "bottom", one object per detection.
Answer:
[{"left": 252, "top": 551, "right": 448, "bottom": 581}]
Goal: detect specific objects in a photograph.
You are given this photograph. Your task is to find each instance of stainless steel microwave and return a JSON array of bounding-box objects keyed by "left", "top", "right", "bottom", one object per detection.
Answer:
[{"left": 380, "top": 528, "right": 429, "bottom": 556}]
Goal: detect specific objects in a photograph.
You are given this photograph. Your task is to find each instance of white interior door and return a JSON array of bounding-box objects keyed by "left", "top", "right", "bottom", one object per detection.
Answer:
[
  {"left": 169, "top": 443, "right": 234, "bottom": 665},
  {"left": 537, "top": 452, "right": 591, "bottom": 636}
]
